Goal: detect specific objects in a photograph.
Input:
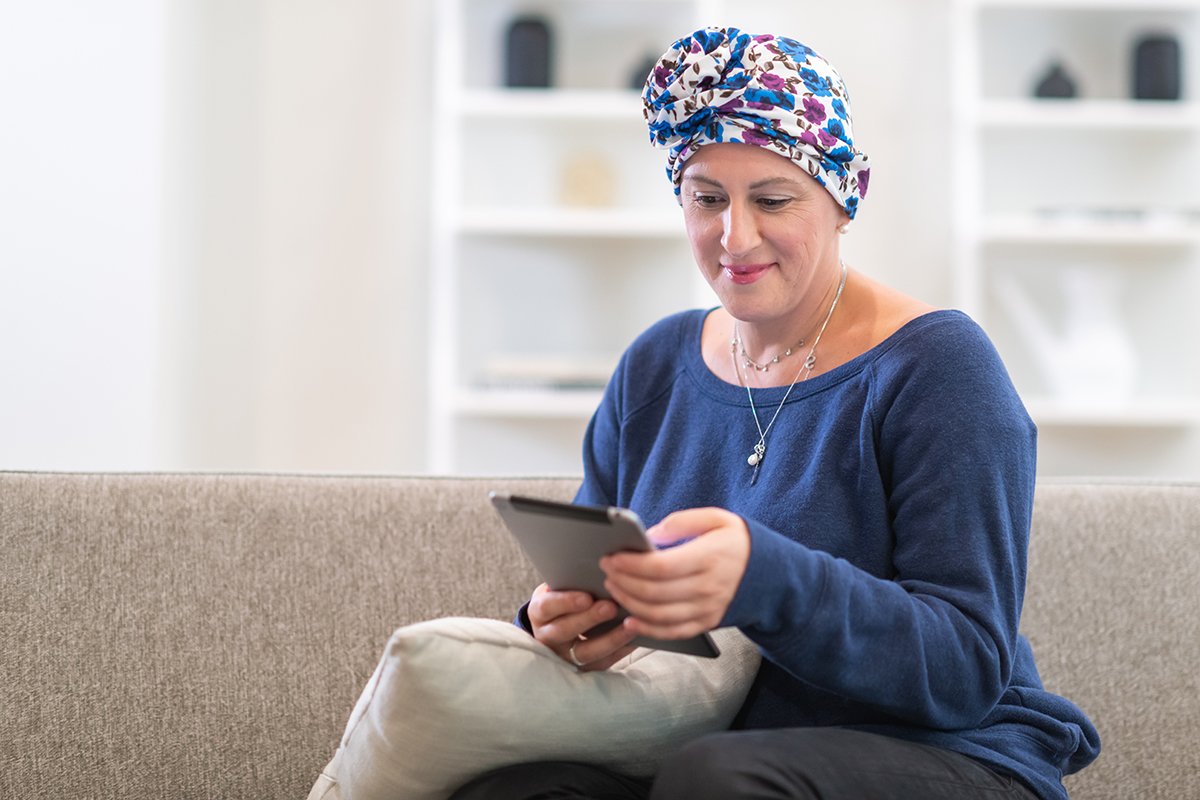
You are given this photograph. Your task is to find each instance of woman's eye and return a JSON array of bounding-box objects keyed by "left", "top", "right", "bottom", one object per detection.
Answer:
[
  {"left": 758, "top": 197, "right": 791, "bottom": 209},
  {"left": 692, "top": 194, "right": 723, "bottom": 207}
]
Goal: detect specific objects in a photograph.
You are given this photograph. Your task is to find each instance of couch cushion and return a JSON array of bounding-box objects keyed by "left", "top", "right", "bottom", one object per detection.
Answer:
[
  {"left": 310, "top": 618, "right": 761, "bottom": 800},
  {"left": 0, "top": 472, "right": 578, "bottom": 800},
  {"left": 1023, "top": 480, "right": 1200, "bottom": 800}
]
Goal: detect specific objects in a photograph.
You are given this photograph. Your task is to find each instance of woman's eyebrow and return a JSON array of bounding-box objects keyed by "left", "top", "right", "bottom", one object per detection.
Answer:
[
  {"left": 682, "top": 175, "right": 800, "bottom": 190},
  {"left": 749, "top": 176, "right": 801, "bottom": 189}
]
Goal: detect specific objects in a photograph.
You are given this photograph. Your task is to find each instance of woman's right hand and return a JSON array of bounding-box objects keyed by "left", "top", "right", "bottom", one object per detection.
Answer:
[{"left": 528, "top": 583, "right": 639, "bottom": 671}]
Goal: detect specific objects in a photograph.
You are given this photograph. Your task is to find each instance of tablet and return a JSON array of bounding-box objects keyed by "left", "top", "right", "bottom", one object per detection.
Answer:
[{"left": 490, "top": 492, "right": 720, "bottom": 658}]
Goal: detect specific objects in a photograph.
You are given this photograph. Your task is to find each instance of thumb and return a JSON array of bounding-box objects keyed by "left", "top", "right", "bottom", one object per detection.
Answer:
[{"left": 646, "top": 507, "right": 734, "bottom": 546}]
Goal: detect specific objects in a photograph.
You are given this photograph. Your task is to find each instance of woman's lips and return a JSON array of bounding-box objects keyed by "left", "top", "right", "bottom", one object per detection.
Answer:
[{"left": 723, "top": 263, "right": 772, "bottom": 285}]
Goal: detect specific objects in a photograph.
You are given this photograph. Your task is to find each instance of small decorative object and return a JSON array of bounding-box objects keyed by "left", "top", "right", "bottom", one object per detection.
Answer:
[
  {"left": 558, "top": 152, "right": 617, "bottom": 207},
  {"left": 995, "top": 267, "right": 1137, "bottom": 405},
  {"left": 628, "top": 53, "right": 659, "bottom": 91},
  {"left": 484, "top": 354, "right": 618, "bottom": 390},
  {"left": 505, "top": 16, "right": 553, "bottom": 88},
  {"left": 1033, "top": 61, "right": 1078, "bottom": 98},
  {"left": 1134, "top": 34, "right": 1181, "bottom": 100}
]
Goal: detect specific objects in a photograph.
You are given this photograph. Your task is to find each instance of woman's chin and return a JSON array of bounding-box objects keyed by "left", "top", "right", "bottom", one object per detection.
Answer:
[{"left": 714, "top": 296, "right": 786, "bottom": 326}]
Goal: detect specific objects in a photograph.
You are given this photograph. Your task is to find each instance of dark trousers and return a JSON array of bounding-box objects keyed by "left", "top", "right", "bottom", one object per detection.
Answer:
[{"left": 448, "top": 728, "right": 1041, "bottom": 800}]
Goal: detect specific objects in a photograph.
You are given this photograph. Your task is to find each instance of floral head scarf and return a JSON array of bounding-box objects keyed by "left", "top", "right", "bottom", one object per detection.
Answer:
[{"left": 643, "top": 28, "right": 871, "bottom": 220}]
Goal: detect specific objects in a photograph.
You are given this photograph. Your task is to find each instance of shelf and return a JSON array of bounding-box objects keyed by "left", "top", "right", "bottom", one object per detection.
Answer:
[
  {"left": 1024, "top": 397, "right": 1200, "bottom": 426},
  {"left": 970, "top": 0, "right": 1200, "bottom": 9},
  {"left": 458, "top": 206, "right": 687, "bottom": 237},
  {"left": 453, "top": 388, "right": 605, "bottom": 418},
  {"left": 431, "top": 0, "right": 711, "bottom": 474},
  {"left": 982, "top": 213, "right": 1200, "bottom": 244},
  {"left": 976, "top": 99, "right": 1200, "bottom": 129},
  {"left": 457, "top": 89, "right": 645, "bottom": 120}
]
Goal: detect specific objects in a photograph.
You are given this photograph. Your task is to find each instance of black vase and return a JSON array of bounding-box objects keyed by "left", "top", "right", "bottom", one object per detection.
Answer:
[
  {"left": 629, "top": 54, "right": 659, "bottom": 91},
  {"left": 505, "top": 17, "right": 553, "bottom": 88},
  {"left": 1034, "top": 62, "right": 1077, "bottom": 99},
  {"left": 1134, "top": 35, "right": 1181, "bottom": 100}
]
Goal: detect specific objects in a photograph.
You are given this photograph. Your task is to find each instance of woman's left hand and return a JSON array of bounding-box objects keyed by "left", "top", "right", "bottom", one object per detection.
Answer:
[{"left": 599, "top": 507, "right": 751, "bottom": 641}]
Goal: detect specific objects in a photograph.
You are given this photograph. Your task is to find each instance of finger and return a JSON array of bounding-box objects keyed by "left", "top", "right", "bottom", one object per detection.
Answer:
[
  {"left": 564, "top": 625, "right": 639, "bottom": 671},
  {"left": 607, "top": 583, "right": 716, "bottom": 628},
  {"left": 576, "top": 642, "right": 639, "bottom": 673},
  {"left": 647, "top": 507, "right": 739, "bottom": 545},
  {"left": 603, "top": 528, "right": 734, "bottom": 582},
  {"left": 534, "top": 598, "right": 621, "bottom": 648},
  {"left": 620, "top": 614, "right": 713, "bottom": 642},
  {"left": 608, "top": 559, "right": 742, "bottom": 630},
  {"left": 601, "top": 543, "right": 706, "bottom": 582},
  {"left": 527, "top": 588, "right": 594, "bottom": 627},
  {"left": 606, "top": 572, "right": 717, "bottom": 611}
]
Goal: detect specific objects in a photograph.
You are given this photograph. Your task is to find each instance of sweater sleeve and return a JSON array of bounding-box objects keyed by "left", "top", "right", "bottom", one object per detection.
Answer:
[
  {"left": 721, "top": 322, "right": 1036, "bottom": 731},
  {"left": 573, "top": 312, "right": 689, "bottom": 508}
]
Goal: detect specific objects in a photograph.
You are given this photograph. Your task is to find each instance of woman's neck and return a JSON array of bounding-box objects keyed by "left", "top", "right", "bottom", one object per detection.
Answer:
[
  {"left": 737, "top": 280, "right": 841, "bottom": 363},
  {"left": 734, "top": 264, "right": 846, "bottom": 385},
  {"left": 700, "top": 263, "right": 854, "bottom": 388}
]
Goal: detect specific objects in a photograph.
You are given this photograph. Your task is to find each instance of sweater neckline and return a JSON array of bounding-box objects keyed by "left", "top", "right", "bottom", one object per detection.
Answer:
[{"left": 681, "top": 307, "right": 961, "bottom": 406}]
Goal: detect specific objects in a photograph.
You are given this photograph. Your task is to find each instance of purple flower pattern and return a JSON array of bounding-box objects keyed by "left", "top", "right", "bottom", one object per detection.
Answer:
[
  {"left": 802, "top": 97, "right": 827, "bottom": 125},
  {"left": 760, "top": 72, "right": 786, "bottom": 91}
]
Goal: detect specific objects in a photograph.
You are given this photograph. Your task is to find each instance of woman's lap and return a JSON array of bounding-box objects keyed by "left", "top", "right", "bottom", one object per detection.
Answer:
[
  {"left": 448, "top": 728, "right": 1039, "bottom": 800},
  {"left": 651, "top": 728, "right": 1038, "bottom": 799},
  {"left": 447, "top": 759, "right": 652, "bottom": 800}
]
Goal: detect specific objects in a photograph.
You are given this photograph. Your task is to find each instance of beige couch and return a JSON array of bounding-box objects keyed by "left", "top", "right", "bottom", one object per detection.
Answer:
[{"left": 2, "top": 472, "right": 1198, "bottom": 799}]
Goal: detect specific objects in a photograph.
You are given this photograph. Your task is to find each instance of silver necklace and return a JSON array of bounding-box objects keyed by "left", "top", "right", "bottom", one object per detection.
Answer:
[
  {"left": 732, "top": 260, "right": 847, "bottom": 468},
  {"left": 735, "top": 334, "right": 804, "bottom": 373}
]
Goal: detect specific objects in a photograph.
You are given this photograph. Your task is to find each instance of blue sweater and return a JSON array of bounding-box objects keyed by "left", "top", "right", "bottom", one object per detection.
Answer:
[{"left": 573, "top": 308, "right": 1100, "bottom": 800}]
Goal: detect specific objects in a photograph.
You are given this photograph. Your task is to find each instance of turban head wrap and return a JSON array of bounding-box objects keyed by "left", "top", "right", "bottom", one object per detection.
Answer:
[{"left": 643, "top": 27, "right": 871, "bottom": 220}]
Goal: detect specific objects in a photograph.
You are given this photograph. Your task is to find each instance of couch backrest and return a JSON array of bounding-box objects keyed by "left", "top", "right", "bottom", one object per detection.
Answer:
[
  {"left": 1022, "top": 480, "right": 1200, "bottom": 800},
  {"left": 1, "top": 472, "right": 578, "bottom": 800}
]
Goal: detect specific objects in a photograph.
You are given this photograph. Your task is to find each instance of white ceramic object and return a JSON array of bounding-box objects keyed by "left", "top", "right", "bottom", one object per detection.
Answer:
[{"left": 995, "top": 266, "right": 1138, "bottom": 405}]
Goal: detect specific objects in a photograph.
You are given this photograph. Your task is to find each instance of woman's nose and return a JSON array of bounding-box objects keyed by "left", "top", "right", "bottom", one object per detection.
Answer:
[{"left": 721, "top": 201, "right": 760, "bottom": 256}]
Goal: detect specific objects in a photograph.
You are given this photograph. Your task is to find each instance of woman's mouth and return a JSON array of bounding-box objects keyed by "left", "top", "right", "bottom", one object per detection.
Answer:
[{"left": 723, "top": 263, "right": 772, "bottom": 285}]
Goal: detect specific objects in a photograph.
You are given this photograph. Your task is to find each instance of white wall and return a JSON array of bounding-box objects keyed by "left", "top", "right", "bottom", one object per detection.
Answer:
[
  {"left": 0, "top": 1, "right": 166, "bottom": 471},
  {"left": 157, "top": 0, "right": 433, "bottom": 472}
]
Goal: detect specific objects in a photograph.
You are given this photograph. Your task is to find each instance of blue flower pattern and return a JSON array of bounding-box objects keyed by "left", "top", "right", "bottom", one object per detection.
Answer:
[
  {"left": 642, "top": 27, "right": 871, "bottom": 219},
  {"left": 799, "top": 68, "right": 833, "bottom": 97}
]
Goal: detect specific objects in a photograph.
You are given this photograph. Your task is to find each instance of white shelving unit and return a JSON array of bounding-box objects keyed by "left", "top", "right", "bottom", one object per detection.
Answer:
[
  {"left": 430, "top": 0, "right": 721, "bottom": 474},
  {"left": 951, "top": 0, "right": 1200, "bottom": 430}
]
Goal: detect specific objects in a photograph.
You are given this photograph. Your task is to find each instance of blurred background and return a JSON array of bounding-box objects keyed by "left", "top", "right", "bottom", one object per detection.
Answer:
[{"left": 2, "top": 0, "right": 1198, "bottom": 478}]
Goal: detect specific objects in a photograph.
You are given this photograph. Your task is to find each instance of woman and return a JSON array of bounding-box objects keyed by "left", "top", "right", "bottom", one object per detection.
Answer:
[{"left": 454, "top": 28, "right": 1099, "bottom": 800}]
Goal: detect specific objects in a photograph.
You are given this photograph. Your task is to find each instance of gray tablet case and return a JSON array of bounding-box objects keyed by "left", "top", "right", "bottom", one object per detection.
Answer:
[{"left": 490, "top": 492, "right": 720, "bottom": 658}]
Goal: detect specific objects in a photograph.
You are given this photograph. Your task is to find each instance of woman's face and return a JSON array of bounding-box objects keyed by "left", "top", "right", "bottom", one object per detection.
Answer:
[{"left": 679, "top": 142, "right": 849, "bottom": 327}]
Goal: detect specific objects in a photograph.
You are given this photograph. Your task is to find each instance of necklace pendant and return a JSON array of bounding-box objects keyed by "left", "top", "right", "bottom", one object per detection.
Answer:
[{"left": 748, "top": 443, "right": 766, "bottom": 466}]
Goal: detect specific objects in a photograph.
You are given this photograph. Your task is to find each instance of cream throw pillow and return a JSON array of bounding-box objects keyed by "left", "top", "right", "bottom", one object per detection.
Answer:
[{"left": 306, "top": 617, "right": 761, "bottom": 800}]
